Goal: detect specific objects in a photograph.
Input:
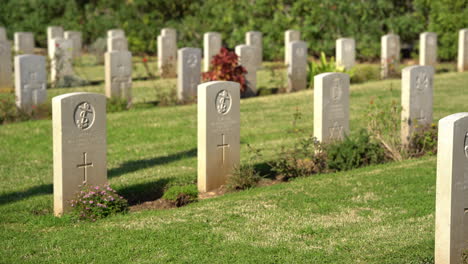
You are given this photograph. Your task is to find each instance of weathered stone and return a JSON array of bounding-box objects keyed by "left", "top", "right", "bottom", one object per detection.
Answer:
[
  {"left": 64, "top": 31, "right": 82, "bottom": 58},
  {"left": 177, "top": 47, "right": 201, "bottom": 101},
  {"left": 285, "top": 30, "right": 300, "bottom": 65},
  {"left": 0, "top": 27, "right": 6, "bottom": 42},
  {"left": 420, "top": 32, "right": 437, "bottom": 67},
  {"left": 198, "top": 81, "right": 240, "bottom": 192},
  {"left": 161, "top": 28, "right": 176, "bottom": 43},
  {"left": 107, "top": 29, "right": 125, "bottom": 39},
  {"left": 287, "top": 40, "right": 308, "bottom": 92},
  {"left": 14, "top": 32, "right": 34, "bottom": 54},
  {"left": 314, "top": 72, "right": 350, "bottom": 143},
  {"left": 381, "top": 33, "right": 400, "bottom": 79},
  {"left": 246, "top": 31, "right": 263, "bottom": 68},
  {"left": 203, "top": 32, "right": 222, "bottom": 72},
  {"left": 435, "top": 112, "right": 468, "bottom": 264},
  {"left": 47, "top": 26, "right": 64, "bottom": 58},
  {"left": 105, "top": 50, "right": 132, "bottom": 103},
  {"left": 107, "top": 37, "right": 128, "bottom": 52},
  {"left": 14, "top": 55, "right": 47, "bottom": 113},
  {"left": 0, "top": 39, "right": 12, "bottom": 91},
  {"left": 458, "top": 29, "right": 468, "bottom": 72},
  {"left": 336, "top": 38, "right": 355, "bottom": 70},
  {"left": 50, "top": 38, "right": 74, "bottom": 83},
  {"left": 235, "top": 44, "right": 257, "bottom": 97},
  {"left": 401, "top": 65, "right": 434, "bottom": 145},
  {"left": 157, "top": 34, "right": 177, "bottom": 77},
  {"left": 53, "top": 92, "right": 107, "bottom": 216}
]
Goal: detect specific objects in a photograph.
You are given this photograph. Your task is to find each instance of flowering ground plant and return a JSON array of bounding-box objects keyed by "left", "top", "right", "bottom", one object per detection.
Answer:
[{"left": 70, "top": 184, "right": 128, "bottom": 221}]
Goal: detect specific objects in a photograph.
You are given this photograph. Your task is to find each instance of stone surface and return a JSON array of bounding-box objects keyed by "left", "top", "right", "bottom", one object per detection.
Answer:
[
  {"left": 107, "top": 37, "right": 128, "bottom": 52},
  {"left": 47, "top": 26, "right": 64, "bottom": 58},
  {"left": 203, "top": 32, "right": 222, "bottom": 72},
  {"left": 53, "top": 92, "right": 107, "bottom": 216},
  {"left": 285, "top": 30, "right": 300, "bottom": 65},
  {"left": 381, "top": 33, "right": 400, "bottom": 79},
  {"left": 107, "top": 29, "right": 125, "bottom": 39},
  {"left": 14, "top": 32, "right": 34, "bottom": 54},
  {"left": 314, "top": 72, "right": 350, "bottom": 143},
  {"left": 177, "top": 47, "right": 201, "bottom": 101},
  {"left": 14, "top": 55, "right": 47, "bottom": 113},
  {"left": 105, "top": 50, "right": 132, "bottom": 103},
  {"left": 198, "top": 81, "right": 240, "bottom": 192},
  {"left": 246, "top": 31, "right": 263, "bottom": 68},
  {"left": 401, "top": 65, "right": 434, "bottom": 145},
  {"left": 435, "top": 112, "right": 468, "bottom": 264},
  {"left": 0, "top": 39, "right": 12, "bottom": 91},
  {"left": 157, "top": 34, "right": 177, "bottom": 77},
  {"left": 458, "top": 29, "right": 468, "bottom": 72},
  {"left": 0, "top": 27, "right": 6, "bottom": 41},
  {"left": 64, "top": 31, "right": 82, "bottom": 58},
  {"left": 50, "top": 38, "right": 74, "bottom": 83},
  {"left": 161, "top": 28, "right": 176, "bottom": 42},
  {"left": 420, "top": 32, "right": 437, "bottom": 67},
  {"left": 287, "top": 41, "right": 308, "bottom": 92},
  {"left": 235, "top": 44, "right": 257, "bottom": 97},
  {"left": 336, "top": 38, "right": 355, "bottom": 70}
]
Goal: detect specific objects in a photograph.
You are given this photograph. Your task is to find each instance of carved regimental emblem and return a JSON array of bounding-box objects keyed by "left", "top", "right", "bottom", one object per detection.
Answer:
[
  {"left": 74, "top": 102, "right": 95, "bottom": 130},
  {"left": 331, "top": 77, "right": 343, "bottom": 102},
  {"left": 215, "top": 90, "right": 232, "bottom": 114},
  {"left": 187, "top": 53, "right": 198, "bottom": 68},
  {"left": 464, "top": 132, "right": 468, "bottom": 159},
  {"left": 416, "top": 71, "right": 429, "bottom": 91},
  {"left": 295, "top": 47, "right": 305, "bottom": 57}
]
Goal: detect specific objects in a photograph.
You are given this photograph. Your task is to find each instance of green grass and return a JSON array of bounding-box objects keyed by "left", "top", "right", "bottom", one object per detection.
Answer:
[{"left": 0, "top": 61, "right": 467, "bottom": 263}]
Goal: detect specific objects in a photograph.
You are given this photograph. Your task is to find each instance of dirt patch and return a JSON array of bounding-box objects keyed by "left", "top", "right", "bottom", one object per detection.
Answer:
[
  {"left": 129, "top": 199, "right": 175, "bottom": 212},
  {"left": 198, "top": 186, "right": 227, "bottom": 200}
]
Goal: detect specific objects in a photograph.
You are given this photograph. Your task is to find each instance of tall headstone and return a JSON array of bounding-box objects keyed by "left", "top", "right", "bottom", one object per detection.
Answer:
[
  {"left": 50, "top": 38, "right": 74, "bottom": 83},
  {"left": 161, "top": 28, "right": 176, "bottom": 43},
  {"left": 435, "top": 113, "right": 468, "bottom": 264},
  {"left": 53, "top": 92, "right": 107, "bottom": 216},
  {"left": 15, "top": 55, "right": 47, "bottom": 113},
  {"left": 158, "top": 34, "right": 177, "bottom": 77},
  {"left": 381, "top": 33, "right": 400, "bottom": 79},
  {"left": 107, "top": 37, "right": 128, "bottom": 52},
  {"left": 246, "top": 31, "right": 263, "bottom": 68},
  {"left": 401, "top": 65, "right": 434, "bottom": 145},
  {"left": 458, "top": 29, "right": 468, "bottom": 72},
  {"left": 287, "top": 40, "right": 308, "bottom": 92},
  {"left": 107, "top": 29, "right": 125, "bottom": 39},
  {"left": 285, "top": 30, "right": 300, "bottom": 65},
  {"left": 235, "top": 44, "right": 257, "bottom": 97},
  {"left": 64, "top": 31, "right": 82, "bottom": 58},
  {"left": 105, "top": 50, "right": 132, "bottom": 103},
  {"left": 420, "top": 32, "right": 437, "bottom": 67},
  {"left": 314, "top": 72, "right": 350, "bottom": 143},
  {"left": 0, "top": 37, "right": 12, "bottom": 91},
  {"left": 14, "top": 32, "right": 34, "bottom": 54},
  {"left": 0, "top": 27, "right": 6, "bottom": 41},
  {"left": 47, "top": 26, "right": 64, "bottom": 58},
  {"left": 198, "top": 81, "right": 240, "bottom": 192},
  {"left": 336, "top": 38, "right": 355, "bottom": 70},
  {"left": 177, "top": 47, "right": 201, "bottom": 101},
  {"left": 203, "top": 32, "right": 222, "bottom": 72}
]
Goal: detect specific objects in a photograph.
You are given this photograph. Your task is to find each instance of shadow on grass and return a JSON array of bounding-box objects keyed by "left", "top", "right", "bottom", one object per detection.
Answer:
[
  {"left": 117, "top": 178, "right": 173, "bottom": 205},
  {"left": 108, "top": 148, "right": 197, "bottom": 179},
  {"left": 0, "top": 184, "right": 52, "bottom": 206}
]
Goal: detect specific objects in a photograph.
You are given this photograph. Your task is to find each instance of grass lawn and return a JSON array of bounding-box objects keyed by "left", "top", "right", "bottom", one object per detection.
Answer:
[{"left": 0, "top": 60, "right": 467, "bottom": 262}]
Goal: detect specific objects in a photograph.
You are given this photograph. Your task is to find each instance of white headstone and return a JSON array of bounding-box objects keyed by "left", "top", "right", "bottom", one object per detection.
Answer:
[
  {"left": 105, "top": 50, "right": 132, "bottom": 103},
  {"left": 14, "top": 32, "right": 34, "bottom": 54},
  {"left": 285, "top": 30, "right": 301, "bottom": 65},
  {"left": 64, "top": 31, "right": 82, "bottom": 58},
  {"left": 15, "top": 55, "right": 47, "bottom": 113},
  {"left": 420, "top": 32, "right": 437, "bottom": 67},
  {"left": 336, "top": 38, "right": 355, "bottom": 70},
  {"left": 198, "top": 81, "right": 240, "bottom": 192},
  {"left": 107, "top": 37, "right": 128, "bottom": 52},
  {"left": 435, "top": 112, "right": 468, "bottom": 264},
  {"left": 287, "top": 40, "right": 308, "bottom": 92},
  {"left": 314, "top": 72, "right": 350, "bottom": 143},
  {"left": 458, "top": 29, "right": 468, "bottom": 72},
  {"left": 50, "top": 38, "right": 74, "bottom": 83},
  {"left": 177, "top": 47, "right": 201, "bottom": 101},
  {"left": 0, "top": 38, "right": 12, "bottom": 91},
  {"left": 53, "top": 92, "right": 107, "bottom": 216},
  {"left": 0, "top": 27, "right": 6, "bottom": 42},
  {"left": 203, "top": 32, "right": 222, "bottom": 72},
  {"left": 235, "top": 44, "right": 257, "bottom": 97},
  {"left": 381, "top": 33, "right": 400, "bottom": 79},
  {"left": 401, "top": 65, "right": 434, "bottom": 145},
  {"left": 47, "top": 26, "right": 64, "bottom": 58},
  {"left": 161, "top": 28, "right": 176, "bottom": 42},
  {"left": 107, "top": 29, "right": 125, "bottom": 39},
  {"left": 157, "top": 34, "right": 177, "bottom": 77},
  {"left": 246, "top": 31, "right": 263, "bottom": 68}
]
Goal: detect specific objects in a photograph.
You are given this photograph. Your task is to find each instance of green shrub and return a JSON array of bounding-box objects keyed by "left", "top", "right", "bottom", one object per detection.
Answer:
[
  {"left": 106, "top": 97, "right": 129, "bottom": 113},
  {"left": 350, "top": 65, "right": 380, "bottom": 84},
  {"left": 226, "top": 164, "right": 261, "bottom": 191},
  {"left": 162, "top": 185, "right": 198, "bottom": 207},
  {"left": 407, "top": 123, "right": 438, "bottom": 157},
  {"left": 70, "top": 184, "right": 129, "bottom": 222},
  {"left": 0, "top": 97, "right": 52, "bottom": 125},
  {"left": 307, "top": 52, "right": 344, "bottom": 88}
]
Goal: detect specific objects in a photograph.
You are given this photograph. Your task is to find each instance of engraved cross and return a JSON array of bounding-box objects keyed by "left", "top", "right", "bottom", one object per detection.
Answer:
[
  {"left": 25, "top": 71, "right": 45, "bottom": 105},
  {"left": 76, "top": 152, "right": 93, "bottom": 184},
  {"left": 217, "top": 134, "right": 230, "bottom": 164}
]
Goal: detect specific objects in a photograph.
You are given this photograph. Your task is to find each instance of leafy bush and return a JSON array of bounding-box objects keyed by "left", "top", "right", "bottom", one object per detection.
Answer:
[
  {"left": 326, "top": 130, "right": 386, "bottom": 171},
  {"left": 106, "top": 97, "right": 129, "bottom": 113},
  {"left": 407, "top": 123, "right": 438, "bottom": 157},
  {"left": 202, "top": 47, "right": 247, "bottom": 94},
  {"left": 70, "top": 184, "right": 128, "bottom": 222},
  {"left": 0, "top": 97, "right": 52, "bottom": 125},
  {"left": 350, "top": 65, "right": 380, "bottom": 84},
  {"left": 307, "top": 52, "right": 354, "bottom": 88},
  {"left": 226, "top": 144, "right": 263, "bottom": 191},
  {"left": 162, "top": 185, "right": 198, "bottom": 207}
]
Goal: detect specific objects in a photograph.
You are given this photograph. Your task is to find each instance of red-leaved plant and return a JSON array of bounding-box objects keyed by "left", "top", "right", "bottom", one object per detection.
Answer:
[{"left": 202, "top": 47, "right": 247, "bottom": 93}]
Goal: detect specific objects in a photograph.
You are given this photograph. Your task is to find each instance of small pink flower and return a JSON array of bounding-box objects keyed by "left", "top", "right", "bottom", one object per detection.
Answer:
[{"left": 89, "top": 200, "right": 94, "bottom": 204}]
